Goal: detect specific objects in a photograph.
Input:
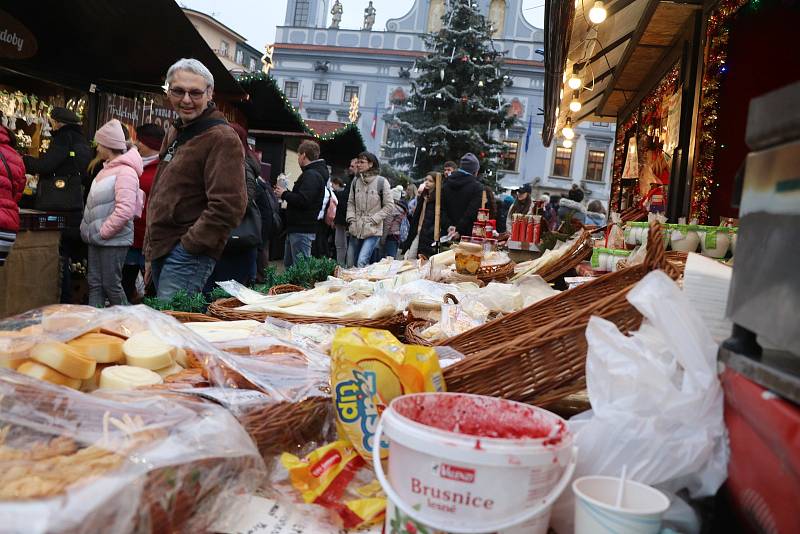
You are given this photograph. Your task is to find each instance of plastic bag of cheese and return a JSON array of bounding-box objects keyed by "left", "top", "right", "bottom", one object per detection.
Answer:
[
  {"left": 0, "top": 304, "right": 233, "bottom": 393},
  {"left": 0, "top": 367, "right": 265, "bottom": 534}
]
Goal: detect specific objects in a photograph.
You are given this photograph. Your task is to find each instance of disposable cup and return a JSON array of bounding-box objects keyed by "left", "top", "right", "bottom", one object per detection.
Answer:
[{"left": 573, "top": 476, "right": 670, "bottom": 534}]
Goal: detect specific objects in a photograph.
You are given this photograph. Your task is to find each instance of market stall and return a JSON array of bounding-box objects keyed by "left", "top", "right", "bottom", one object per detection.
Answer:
[
  {"left": 543, "top": 0, "right": 800, "bottom": 224},
  {"left": 0, "top": 1, "right": 246, "bottom": 313}
]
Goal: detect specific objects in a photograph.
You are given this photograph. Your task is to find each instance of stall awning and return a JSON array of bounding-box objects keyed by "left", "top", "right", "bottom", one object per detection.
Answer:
[
  {"left": 0, "top": 1, "right": 243, "bottom": 99},
  {"left": 543, "top": 0, "right": 698, "bottom": 146}
]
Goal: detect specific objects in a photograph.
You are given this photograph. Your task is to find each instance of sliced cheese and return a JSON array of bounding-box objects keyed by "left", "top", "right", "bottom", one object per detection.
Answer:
[
  {"left": 123, "top": 331, "right": 174, "bottom": 370},
  {"left": 153, "top": 361, "right": 184, "bottom": 379},
  {"left": 1, "top": 358, "right": 30, "bottom": 370},
  {"left": 100, "top": 365, "right": 163, "bottom": 390},
  {"left": 68, "top": 333, "right": 125, "bottom": 363},
  {"left": 17, "top": 361, "right": 82, "bottom": 389},
  {"left": 30, "top": 342, "right": 97, "bottom": 379}
]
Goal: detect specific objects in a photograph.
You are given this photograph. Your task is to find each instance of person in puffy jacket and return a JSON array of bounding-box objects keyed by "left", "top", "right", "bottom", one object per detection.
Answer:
[
  {"left": 346, "top": 151, "right": 392, "bottom": 267},
  {"left": 0, "top": 118, "right": 26, "bottom": 267},
  {"left": 402, "top": 173, "right": 444, "bottom": 259},
  {"left": 80, "top": 120, "right": 144, "bottom": 307}
]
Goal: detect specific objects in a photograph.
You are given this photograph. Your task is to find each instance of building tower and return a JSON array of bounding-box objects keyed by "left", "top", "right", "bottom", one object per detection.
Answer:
[{"left": 285, "top": 0, "right": 329, "bottom": 28}]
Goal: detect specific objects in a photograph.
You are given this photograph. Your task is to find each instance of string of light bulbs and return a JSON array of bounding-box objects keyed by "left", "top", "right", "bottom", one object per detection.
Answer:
[{"left": 556, "top": 0, "right": 609, "bottom": 148}]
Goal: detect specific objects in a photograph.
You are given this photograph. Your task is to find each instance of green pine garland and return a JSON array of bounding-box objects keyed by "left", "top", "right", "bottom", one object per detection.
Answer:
[{"left": 143, "top": 256, "right": 337, "bottom": 313}]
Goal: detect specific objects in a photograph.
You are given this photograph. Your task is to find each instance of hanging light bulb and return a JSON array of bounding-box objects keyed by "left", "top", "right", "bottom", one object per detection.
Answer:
[
  {"left": 588, "top": 1, "right": 608, "bottom": 24},
  {"left": 562, "top": 117, "right": 575, "bottom": 140},
  {"left": 478, "top": 80, "right": 484, "bottom": 87},
  {"left": 562, "top": 138, "right": 573, "bottom": 148},
  {"left": 569, "top": 91, "right": 582, "bottom": 113},
  {"left": 440, "top": 68, "right": 445, "bottom": 81},
  {"left": 567, "top": 71, "right": 582, "bottom": 90}
]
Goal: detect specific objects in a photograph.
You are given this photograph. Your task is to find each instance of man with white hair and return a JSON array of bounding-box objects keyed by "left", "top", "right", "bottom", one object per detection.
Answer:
[{"left": 145, "top": 58, "right": 246, "bottom": 299}]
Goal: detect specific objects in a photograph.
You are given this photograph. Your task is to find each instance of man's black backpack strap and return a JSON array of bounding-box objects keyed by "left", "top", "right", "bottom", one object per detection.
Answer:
[{"left": 162, "top": 118, "right": 227, "bottom": 162}]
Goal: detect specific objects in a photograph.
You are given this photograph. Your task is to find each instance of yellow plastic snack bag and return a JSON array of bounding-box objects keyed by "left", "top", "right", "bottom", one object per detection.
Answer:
[{"left": 332, "top": 328, "right": 445, "bottom": 462}]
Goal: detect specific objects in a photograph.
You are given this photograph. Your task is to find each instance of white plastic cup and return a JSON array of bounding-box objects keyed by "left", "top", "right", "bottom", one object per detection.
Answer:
[{"left": 573, "top": 476, "right": 670, "bottom": 534}]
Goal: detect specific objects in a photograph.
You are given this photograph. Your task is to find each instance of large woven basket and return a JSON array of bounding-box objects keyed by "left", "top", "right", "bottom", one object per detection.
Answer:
[
  {"left": 439, "top": 226, "right": 683, "bottom": 358},
  {"left": 405, "top": 319, "right": 434, "bottom": 346},
  {"left": 443, "top": 223, "right": 680, "bottom": 405},
  {"left": 207, "top": 297, "right": 407, "bottom": 334},
  {"left": 237, "top": 396, "right": 333, "bottom": 457},
  {"left": 536, "top": 230, "right": 594, "bottom": 282}
]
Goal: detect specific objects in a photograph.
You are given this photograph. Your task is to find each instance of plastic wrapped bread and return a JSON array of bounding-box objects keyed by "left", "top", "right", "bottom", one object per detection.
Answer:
[{"left": 0, "top": 368, "right": 265, "bottom": 533}]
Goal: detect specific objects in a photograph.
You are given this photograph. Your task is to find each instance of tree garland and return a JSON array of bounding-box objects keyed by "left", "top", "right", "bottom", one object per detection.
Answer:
[{"left": 690, "top": 0, "right": 750, "bottom": 223}]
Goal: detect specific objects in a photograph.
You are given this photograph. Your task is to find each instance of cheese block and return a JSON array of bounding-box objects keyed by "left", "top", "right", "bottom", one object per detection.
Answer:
[
  {"left": 81, "top": 363, "right": 115, "bottom": 392},
  {"left": 100, "top": 365, "right": 163, "bottom": 390},
  {"left": 30, "top": 342, "right": 97, "bottom": 379},
  {"left": 1, "top": 358, "right": 30, "bottom": 370},
  {"left": 174, "top": 347, "right": 189, "bottom": 367},
  {"left": 153, "top": 362, "right": 184, "bottom": 379},
  {"left": 68, "top": 333, "right": 125, "bottom": 363},
  {"left": 122, "top": 331, "right": 174, "bottom": 370},
  {"left": 17, "top": 361, "right": 82, "bottom": 389}
]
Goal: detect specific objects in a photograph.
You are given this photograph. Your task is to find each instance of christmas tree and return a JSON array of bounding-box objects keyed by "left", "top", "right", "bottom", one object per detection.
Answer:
[{"left": 383, "top": 0, "right": 516, "bottom": 182}]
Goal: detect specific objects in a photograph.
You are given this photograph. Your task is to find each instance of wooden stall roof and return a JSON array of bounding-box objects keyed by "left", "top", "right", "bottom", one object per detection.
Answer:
[{"left": 543, "top": 0, "right": 699, "bottom": 146}]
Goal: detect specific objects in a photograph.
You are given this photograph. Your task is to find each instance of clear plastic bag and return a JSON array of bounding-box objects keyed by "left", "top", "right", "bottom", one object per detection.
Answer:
[
  {"left": 551, "top": 271, "right": 728, "bottom": 533},
  {"left": 0, "top": 368, "right": 265, "bottom": 534}
]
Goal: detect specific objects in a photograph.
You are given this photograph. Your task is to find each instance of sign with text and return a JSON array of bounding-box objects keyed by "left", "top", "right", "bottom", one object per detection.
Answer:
[{"left": 0, "top": 9, "right": 37, "bottom": 59}]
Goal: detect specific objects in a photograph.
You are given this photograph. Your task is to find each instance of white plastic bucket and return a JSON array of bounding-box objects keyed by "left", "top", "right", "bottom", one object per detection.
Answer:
[
  {"left": 374, "top": 392, "right": 577, "bottom": 534},
  {"left": 573, "top": 476, "right": 670, "bottom": 534}
]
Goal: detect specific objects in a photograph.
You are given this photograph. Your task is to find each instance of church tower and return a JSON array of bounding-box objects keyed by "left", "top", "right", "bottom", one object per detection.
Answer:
[{"left": 285, "top": 0, "right": 330, "bottom": 28}]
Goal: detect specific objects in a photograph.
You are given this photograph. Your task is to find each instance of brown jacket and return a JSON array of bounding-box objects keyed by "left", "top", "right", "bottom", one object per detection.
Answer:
[{"left": 144, "top": 105, "right": 246, "bottom": 261}]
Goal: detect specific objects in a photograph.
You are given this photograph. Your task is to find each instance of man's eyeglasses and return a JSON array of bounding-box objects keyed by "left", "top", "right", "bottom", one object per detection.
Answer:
[{"left": 168, "top": 87, "right": 208, "bottom": 100}]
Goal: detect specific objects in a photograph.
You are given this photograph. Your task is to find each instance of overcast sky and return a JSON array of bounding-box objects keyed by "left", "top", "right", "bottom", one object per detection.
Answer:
[{"left": 179, "top": 0, "right": 545, "bottom": 52}]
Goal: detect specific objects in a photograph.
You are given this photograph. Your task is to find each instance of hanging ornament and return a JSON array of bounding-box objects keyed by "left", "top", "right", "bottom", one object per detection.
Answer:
[
  {"left": 477, "top": 80, "right": 484, "bottom": 87},
  {"left": 451, "top": 78, "right": 456, "bottom": 84},
  {"left": 460, "top": 95, "right": 468, "bottom": 104},
  {"left": 479, "top": 152, "right": 486, "bottom": 158},
  {"left": 440, "top": 68, "right": 445, "bottom": 81},
  {"left": 450, "top": 47, "right": 456, "bottom": 62},
  {"left": 421, "top": 147, "right": 428, "bottom": 153},
  {"left": 461, "top": 55, "right": 469, "bottom": 62},
  {"left": 436, "top": 92, "right": 443, "bottom": 99}
]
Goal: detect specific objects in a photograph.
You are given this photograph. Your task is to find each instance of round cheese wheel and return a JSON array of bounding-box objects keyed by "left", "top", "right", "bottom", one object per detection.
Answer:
[
  {"left": 153, "top": 361, "right": 184, "bottom": 379},
  {"left": 100, "top": 365, "right": 163, "bottom": 390},
  {"left": 30, "top": 342, "right": 97, "bottom": 379},
  {"left": 123, "top": 331, "right": 174, "bottom": 370},
  {"left": 68, "top": 333, "right": 125, "bottom": 363},
  {"left": 17, "top": 361, "right": 82, "bottom": 389}
]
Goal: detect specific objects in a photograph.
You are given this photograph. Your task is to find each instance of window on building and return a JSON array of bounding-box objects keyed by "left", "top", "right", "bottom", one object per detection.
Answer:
[
  {"left": 552, "top": 146, "right": 573, "bottom": 177},
  {"left": 500, "top": 140, "right": 520, "bottom": 172},
  {"left": 294, "top": 0, "right": 310, "bottom": 26},
  {"left": 284, "top": 81, "right": 299, "bottom": 99},
  {"left": 343, "top": 85, "right": 359, "bottom": 103},
  {"left": 592, "top": 122, "right": 610, "bottom": 128},
  {"left": 313, "top": 83, "right": 328, "bottom": 101},
  {"left": 235, "top": 49, "right": 244, "bottom": 65},
  {"left": 219, "top": 40, "right": 229, "bottom": 58},
  {"left": 585, "top": 150, "right": 606, "bottom": 182},
  {"left": 249, "top": 57, "right": 258, "bottom": 71}
]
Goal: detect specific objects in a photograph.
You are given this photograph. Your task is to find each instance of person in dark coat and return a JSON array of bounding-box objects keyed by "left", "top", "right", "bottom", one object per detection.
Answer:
[
  {"left": 275, "top": 140, "right": 327, "bottom": 268},
  {"left": 332, "top": 172, "right": 351, "bottom": 266},
  {"left": 203, "top": 123, "right": 267, "bottom": 292},
  {"left": 441, "top": 153, "right": 484, "bottom": 237},
  {"left": 402, "top": 172, "right": 444, "bottom": 259},
  {"left": 23, "top": 107, "right": 93, "bottom": 303}
]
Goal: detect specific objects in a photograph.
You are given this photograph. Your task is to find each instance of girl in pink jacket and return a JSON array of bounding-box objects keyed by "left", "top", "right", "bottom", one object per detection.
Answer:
[{"left": 80, "top": 119, "right": 144, "bottom": 307}]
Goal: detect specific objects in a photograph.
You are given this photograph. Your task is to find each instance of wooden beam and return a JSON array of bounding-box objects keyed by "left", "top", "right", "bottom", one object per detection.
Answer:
[
  {"left": 608, "top": 0, "right": 640, "bottom": 17},
  {"left": 574, "top": 31, "right": 634, "bottom": 71},
  {"left": 596, "top": 0, "right": 661, "bottom": 117}
]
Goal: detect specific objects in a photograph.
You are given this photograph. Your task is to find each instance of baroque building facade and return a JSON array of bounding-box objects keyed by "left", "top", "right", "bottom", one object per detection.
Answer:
[{"left": 271, "top": 0, "right": 615, "bottom": 203}]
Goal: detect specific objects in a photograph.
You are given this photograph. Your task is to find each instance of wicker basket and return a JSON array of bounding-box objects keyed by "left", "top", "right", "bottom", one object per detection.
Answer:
[
  {"left": 535, "top": 230, "right": 594, "bottom": 282},
  {"left": 207, "top": 297, "right": 407, "bottom": 334},
  {"left": 476, "top": 260, "right": 515, "bottom": 283},
  {"left": 162, "top": 311, "right": 221, "bottom": 324},
  {"left": 405, "top": 319, "right": 435, "bottom": 346},
  {"left": 268, "top": 284, "right": 306, "bottom": 295},
  {"left": 442, "top": 223, "right": 680, "bottom": 405}
]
